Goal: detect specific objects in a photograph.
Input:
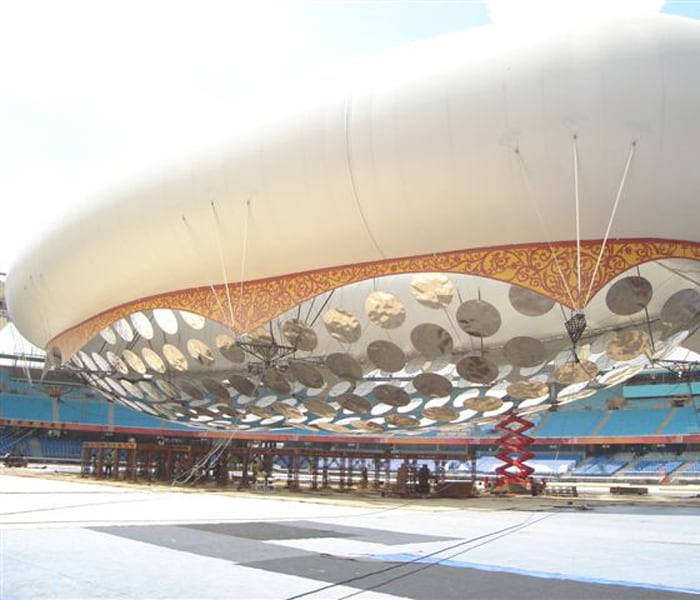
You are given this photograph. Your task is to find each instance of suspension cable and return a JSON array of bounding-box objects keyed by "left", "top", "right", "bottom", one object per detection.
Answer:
[
  {"left": 583, "top": 142, "right": 637, "bottom": 306},
  {"left": 573, "top": 135, "right": 582, "bottom": 309}
]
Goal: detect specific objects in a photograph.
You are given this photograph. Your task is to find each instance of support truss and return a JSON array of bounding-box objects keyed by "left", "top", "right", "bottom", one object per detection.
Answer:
[{"left": 495, "top": 413, "right": 535, "bottom": 485}]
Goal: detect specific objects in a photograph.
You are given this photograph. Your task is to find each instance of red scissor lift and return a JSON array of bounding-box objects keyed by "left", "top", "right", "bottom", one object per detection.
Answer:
[{"left": 494, "top": 413, "right": 535, "bottom": 491}]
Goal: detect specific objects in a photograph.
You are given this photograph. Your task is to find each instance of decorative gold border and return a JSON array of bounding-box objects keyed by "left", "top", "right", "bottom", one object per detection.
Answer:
[{"left": 51, "top": 237, "right": 700, "bottom": 358}]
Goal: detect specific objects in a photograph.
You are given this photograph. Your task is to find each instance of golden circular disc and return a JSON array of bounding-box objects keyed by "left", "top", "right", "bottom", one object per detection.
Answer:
[
  {"left": 322, "top": 307, "right": 362, "bottom": 343},
  {"left": 605, "top": 329, "right": 650, "bottom": 361},
  {"left": 337, "top": 393, "right": 371, "bottom": 414},
  {"left": 303, "top": 397, "right": 337, "bottom": 418},
  {"left": 262, "top": 367, "right": 291, "bottom": 395},
  {"left": 163, "top": 344, "right": 188, "bottom": 371},
  {"left": 507, "top": 380, "right": 548, "bottom": 400},
  {"left": 245, "top": 404, "right": 275, "bottom": 419},
  {"left": 350, "top": 419, "right": 385, "bottom": 432},
  {"left": 386, "top": 414, "right": 420, "bottom": 428},
  {"left": 216, "top": 335, "right": 246, "bottom": 363},
  {"left": 606, "top": 276, "right": 653, "bottom": 315},
  {"left": 187, "top": 339, "right": 215, "bottom": 366},
  {"left": 456, "top": 300, "right": 501, "bottom": 337},
  {"left": 455, "top": 355, "right": 498, "bottom": 384},
  {"left": 289, "top": 361, "right": 325, "bottom": 388},
  {"left": 554, "top": 360, "right": 598, "bottom": 384},
  {"left": 503, "top": 336, "right": 547, "bottom": 368},
  {"left": 201, "top": 378, "right": 230, "bottom": 400},
  {"left": 413, "top": 372, "right": 452, "bottom": 397},
  {"left": 365, "top": 291, "right": 406, "bottom": 329},
  {"left": 464, "top": 396, "right": 504, "bottom": 412},
  {"left": 410, "top": 323, "right": 454, "bottom": 359},
  {"left": 410, "top": 273, "right": 454, "bottom": 309},
  {"left": 373, "top": 384, "right": 411, "bottom": 407},
  {"left": 508, "top": 286, "right": 555, "bottom": 316},
  {"left": 272, "top": 402, "right": 304, "bottom": 420},
  {"left": 228, "top": 374, "right": 257, "bottom": 397},
  {"left": 423, "top": 406, "right": 460, "bottom": 421},
  {"left": 106, "top": 351, "right": 129, "bottom": 376},
  {"left": 122, "top": 349, "right": 147, "bottom": 375},
  {"left": 316, "top": 422, "right": 353, "bottom": 434},
  {"left": 282, "top": 319, "right": 318, "bottom": 352},
  {"left": 326, "top": 353, "right": 363, "bottom": 380},
  {"left": 142, "top": 348, "right": 167, "bottom": 374},
  {"left": 366, "top": 340, "right": 406, "bottom": 372},
  {"left": 660, "top": 288, "right": 700, "bottom": 333}
]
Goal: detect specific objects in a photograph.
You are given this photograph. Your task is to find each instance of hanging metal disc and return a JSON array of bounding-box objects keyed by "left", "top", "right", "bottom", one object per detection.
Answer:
[
  {"left": 271, "top": 402, "right": 304, "bottom": 420},
  {"left": 122, "top": 349, "right": 146, "bottom": 375},
  {"left": 200, "top": 378, "right": 230, "bottom": 400},
  {"left": 410, "top": 323, "right": 454, "bottom": 359},
  {"left": 410, "top": 273, "right": 454, "bottom": 309},
  {"left": 326, "top": 353, "right": 363, "bottom": 380},
  {"left": 606, "top": 276, "right": 653, "bottom": 315},
  {"left": 365, "top": 291, "right": 406, "bottom": 329},
  {"left": 228, "top": 373, "right": 257, "bottom": 397},
  {"left": 503, "top": 336, "right": 547, "bottom": 368},
  {"left": 660, "top": 288, "right": 700, "bottom": 333},
  {"left": 247, "top": 405, "right": 274, "bottom": 419},
  {"left": 456, "top": 300, "right": 501, "bottom": 337},
  {"left": 187, "top": 339, "right": 215, "bottom": 367},
  {"left": 154, "top": 378, "right": 179, "bottom": 398},
  {"left": 373, "top": 384, "right": 411, "bottom": 407},
  {"left": 303, "top": 397, "right": 337, "bottom": 418},
  {"left": 262, "top": 367, "right": 291, "bottom": 395},
  {"left": 464, "top": 396, "right": 504, "bottom": 412},
  {"left": 506, "top": 380, "right": 548, "bottom": 400},
  {"left": 217, "top": 335, "right": 246, "bottom": 363},
  {"left": 163, "top": 344, "right": 188, "bottom": 371},
  {"left": 289, "top": 361, "right": 325, "bottom": 388},
  {"left": 386, "top": 414, "right": 420, "bottom": 428},
  {"left": 366, "top": 340, "right": 406, "bottom": 372},
  {"left": 423, "top": 406, "right": 460, "bottom": 421},
  {"left": 350, "top": 419, "right": 384, "bottom": 432},
  {"left": 282, "top": 319, "right": 318, "bottom": 352},
  {"left": 455, "top": 355, "right": 498, "bottom": 384},
  {"left": 413, "top": 372, "right": 452, "bottom": 397},
  {"left": 337, "top": 393, "right": 371, "bottom": 414},
  {"left": 554, "top": 360, "right": 598, "bottom": 384},
  {"left": 509, "top": 285, "right": 555, "bottom": 316},
  {"left": 322, "top": 308, "right": 362, "bottom": 343},
  {"left": 177, "top": 379, "right": 205, "bottom": 400},
  {"left": 605, "top": 329, "right": 650, "bottom": 361}
]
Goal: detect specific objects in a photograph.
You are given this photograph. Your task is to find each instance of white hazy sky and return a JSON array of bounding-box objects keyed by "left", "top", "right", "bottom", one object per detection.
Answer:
[{"left": 2, "top": 0, "right": 697, "bottom": 279}]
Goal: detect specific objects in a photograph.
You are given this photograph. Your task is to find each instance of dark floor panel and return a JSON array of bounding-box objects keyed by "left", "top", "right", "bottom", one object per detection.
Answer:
[
  {"left": 184, "top": 521, "right": 353, "bottom": 540},
  {"left": 244, "top": 554, "right": 699, "bottom": 600},
  {"left": 92, "top": 524, "right": 314, "bottom": 563}
]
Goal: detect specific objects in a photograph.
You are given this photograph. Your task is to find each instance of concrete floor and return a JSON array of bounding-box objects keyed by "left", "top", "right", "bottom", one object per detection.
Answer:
[{"left": 1, "top": 470, "right": 699, "bottom": 599}]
